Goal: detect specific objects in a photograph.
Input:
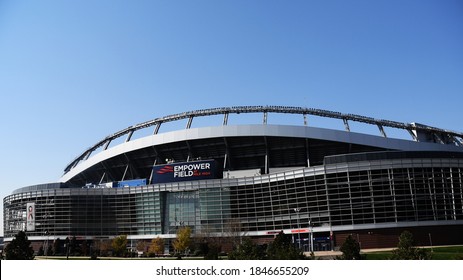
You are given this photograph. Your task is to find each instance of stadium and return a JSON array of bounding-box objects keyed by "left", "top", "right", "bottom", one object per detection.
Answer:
[{"left": 4, "top": 106, "right": 463, "bottom": 253}]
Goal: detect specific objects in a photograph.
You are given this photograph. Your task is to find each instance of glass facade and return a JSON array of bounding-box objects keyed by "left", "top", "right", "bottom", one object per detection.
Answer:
[{"left": 4, "top": 156, "right": 463, "bottom": 240}]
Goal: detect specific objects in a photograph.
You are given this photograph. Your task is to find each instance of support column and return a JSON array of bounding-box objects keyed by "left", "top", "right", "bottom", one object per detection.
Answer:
[
  {"left": 449, "top": 168, "right": 457, "bottom": 220},
  {"left": 264, "top": 136, "right": 269, "bottom": 174},
  {"left": 428, "top": 174, "right": 437, "bottom": 221},
  {"left": 367, "top": 170, "right": 376, "bottom": 222},
  {"left": 148, "top": 159, "right": 157, "bottom": 184},
  {"left": 347, "top": 170, "right": 354, "bottom": 223},
  {"left": 407, "top": 169, "right": 417, "bottom": 220},
  {"left": 125, "top": 130, "right": 134, "bottom": 142},
  {"left": 223, "top": 153, "right": 228, "bottom": 170},
  {"left": 388, "top": 169, "right": 398, "bottom": 223},
  {"left": 103, "top": 140, "right": 112, "bottom": 151},
  {"left": 121, "top": 165, "right": 129, "bottom": 181},
  {"left": 377, "top": 124, "right": 387, "bottom": 138},
  {"left": 322, "top": 168, "right": 333, "bottom": 244},
  {"left": 305, "top": 139, "right": 310, "bottom": 167},
  {"left": 459, "top": 169, "right": 463, "bottom": 216},
  {"left": 186, "top": 141, "right": 194, "bottom": 162},
  {"left": 407, "top": 129, "right": 418, "bottom": 141},
  {"left": 223, "top": 137, "right": 232, "bottom": 170},
  {"left": 223, "top": 112, "right": 229, "bottom": 126},
  {"left": 441, "top": 168, "right": 449, "bottom": 219},
  {"left": 99, "top": 172, "right": 106, "bottom": 184},
  {"left": 186, "top": 116, "right": 193, "bottom": 129},
  {"left": 343, "top": 119, "right": 350, "bottom": 132},
  {"left": 84, "top": 150, "right": 93, "bottom": 160},
  {"left": 154, "top": 122, "right": 161, "bottom": 135}
]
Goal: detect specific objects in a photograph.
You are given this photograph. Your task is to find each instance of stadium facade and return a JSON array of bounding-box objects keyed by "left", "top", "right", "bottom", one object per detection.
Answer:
[{"left": 4, "top": 106, "right": 463, "bottom": 252}]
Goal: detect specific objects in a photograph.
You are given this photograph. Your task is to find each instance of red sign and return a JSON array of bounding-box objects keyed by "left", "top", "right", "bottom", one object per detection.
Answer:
[{"left": 291, "top": 229, "right": 309, "bottom": 233}]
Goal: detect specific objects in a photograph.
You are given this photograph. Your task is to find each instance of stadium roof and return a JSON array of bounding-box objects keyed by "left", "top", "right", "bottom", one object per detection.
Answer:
[{"left": 61, "top": 106, "right": 463, "bottom": 186}]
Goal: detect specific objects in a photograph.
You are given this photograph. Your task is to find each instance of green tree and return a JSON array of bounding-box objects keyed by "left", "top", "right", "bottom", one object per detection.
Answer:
[
  {"left": 4, "top": 231, "right": 34, "bottom": 260},
  {"left": 340, "top": 235, "right": 362, "bottom": 260},
  {"left": 148, "top": 237, "right": 165, "bottom": 257},
  {"left": 80, "top": 240, "right": 89, "bottom": 256},
  {"left": 53, "top": 238, "right": 62, "bottom": 256},
  {"left": 390, "top": 231, "right": 431, "bottom": 260},
  {"left": 111, "top": 235, "right": 128, "bottom": 257},
  {"left": 70, "top": 236, "right": 78, "bottom": 256},
  {"left": 267, "top": 232, "right": 305, "bottom": 260},
  {"left": 201, "top": 241, "right": 221, "bottom": 260},
  {"left": 224, "top": 218, "right": 245, "bottom": 249},
  {"left": 94, "top": 239, "right": 112, "bottom": 257},
  {"left": 46, "top": 244, "right": 53, "bottom": 256},
  {"left": 37, "top": 246, "right": 45, "bottom": 256},
  {"left": 228, "top": 237, "right": 266, "bottom": 260},
  {"left": 172, "top": 227, "right": 192, "bottom": 256},
  {"left": 193, "top": 227, "right": 222, "bottom": 260},
  {"left": 136, "top": 240, "right": 148, "bottom": 256}
]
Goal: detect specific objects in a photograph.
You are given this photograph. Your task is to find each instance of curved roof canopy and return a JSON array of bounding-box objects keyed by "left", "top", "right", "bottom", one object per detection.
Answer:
[{"left": 63, "top": 106, "right": 463, "bottom": 177}]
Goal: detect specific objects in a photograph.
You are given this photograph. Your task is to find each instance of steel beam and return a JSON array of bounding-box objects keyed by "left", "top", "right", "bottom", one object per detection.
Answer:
[
  {"left": 103, "top": 140, "right": 112, "bottom": 151},
  {"left": 63, "top": 105, "right": 463, "bottom": 174},
  {"left": 154, "top": 122, "right": 161, "bottom": 135},
  {"left": 186, "top": 116, "right": 193, "bottom": 129},
  {"left": 343, "top": 119, "right": 350, "bottom": 132},
  {"left": 223, "top": 112, "right": 229, "bottom": 126},
  {"left": 125, "top": 130, "right": 134, "bottom": 142},
  {"left": 377, "top": 124, "right": 387, "bottom": 138}
]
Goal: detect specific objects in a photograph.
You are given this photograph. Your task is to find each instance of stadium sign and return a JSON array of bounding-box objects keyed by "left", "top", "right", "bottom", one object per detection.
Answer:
[{"left": 153, "top": 160, "right": 217, "bottom": 183}]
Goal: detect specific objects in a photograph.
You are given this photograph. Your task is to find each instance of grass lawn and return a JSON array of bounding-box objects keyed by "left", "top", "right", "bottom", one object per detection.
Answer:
[
  {"left": 35, "top": 255, "right": 219, "bottom": 260},
  {"left": 34, "top": 246, "right": 463, "bottom": 260},
  {"left": 364, "top": 251, "right": 393, "bottom": 260},
  {"left": 427, "top": 246, "right": 463, "bottom": 260},
  {"left": 364, "top": 246, "right": 463, "bottom": 260}
]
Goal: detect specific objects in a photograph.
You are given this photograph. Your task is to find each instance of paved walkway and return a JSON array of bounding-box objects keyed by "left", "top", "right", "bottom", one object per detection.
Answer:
[{"left": 304, "top": 248, "right": 392, "bottom": 259}]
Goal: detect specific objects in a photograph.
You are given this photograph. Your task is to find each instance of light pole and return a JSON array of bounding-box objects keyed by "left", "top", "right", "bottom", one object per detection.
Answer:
[
  {"left": 44, "top": 230, "right": 49, "bottom": 259},
  {"left": 309, "top": 219, "right": 313, "bottom": 254},
  {"left": 293, "top": 208, "right": 301, "bottom": 249},
  {"left": 428, "top": 233, "right": 433, "bottom": 252},
  {"left": 65, "top": 237, "right": 70, "bottom": 260}
]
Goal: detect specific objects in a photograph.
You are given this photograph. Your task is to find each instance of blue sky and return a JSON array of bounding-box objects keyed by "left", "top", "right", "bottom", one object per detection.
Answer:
[{"left": 0, "top": 0, "right": 462, "bottom": 235}]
